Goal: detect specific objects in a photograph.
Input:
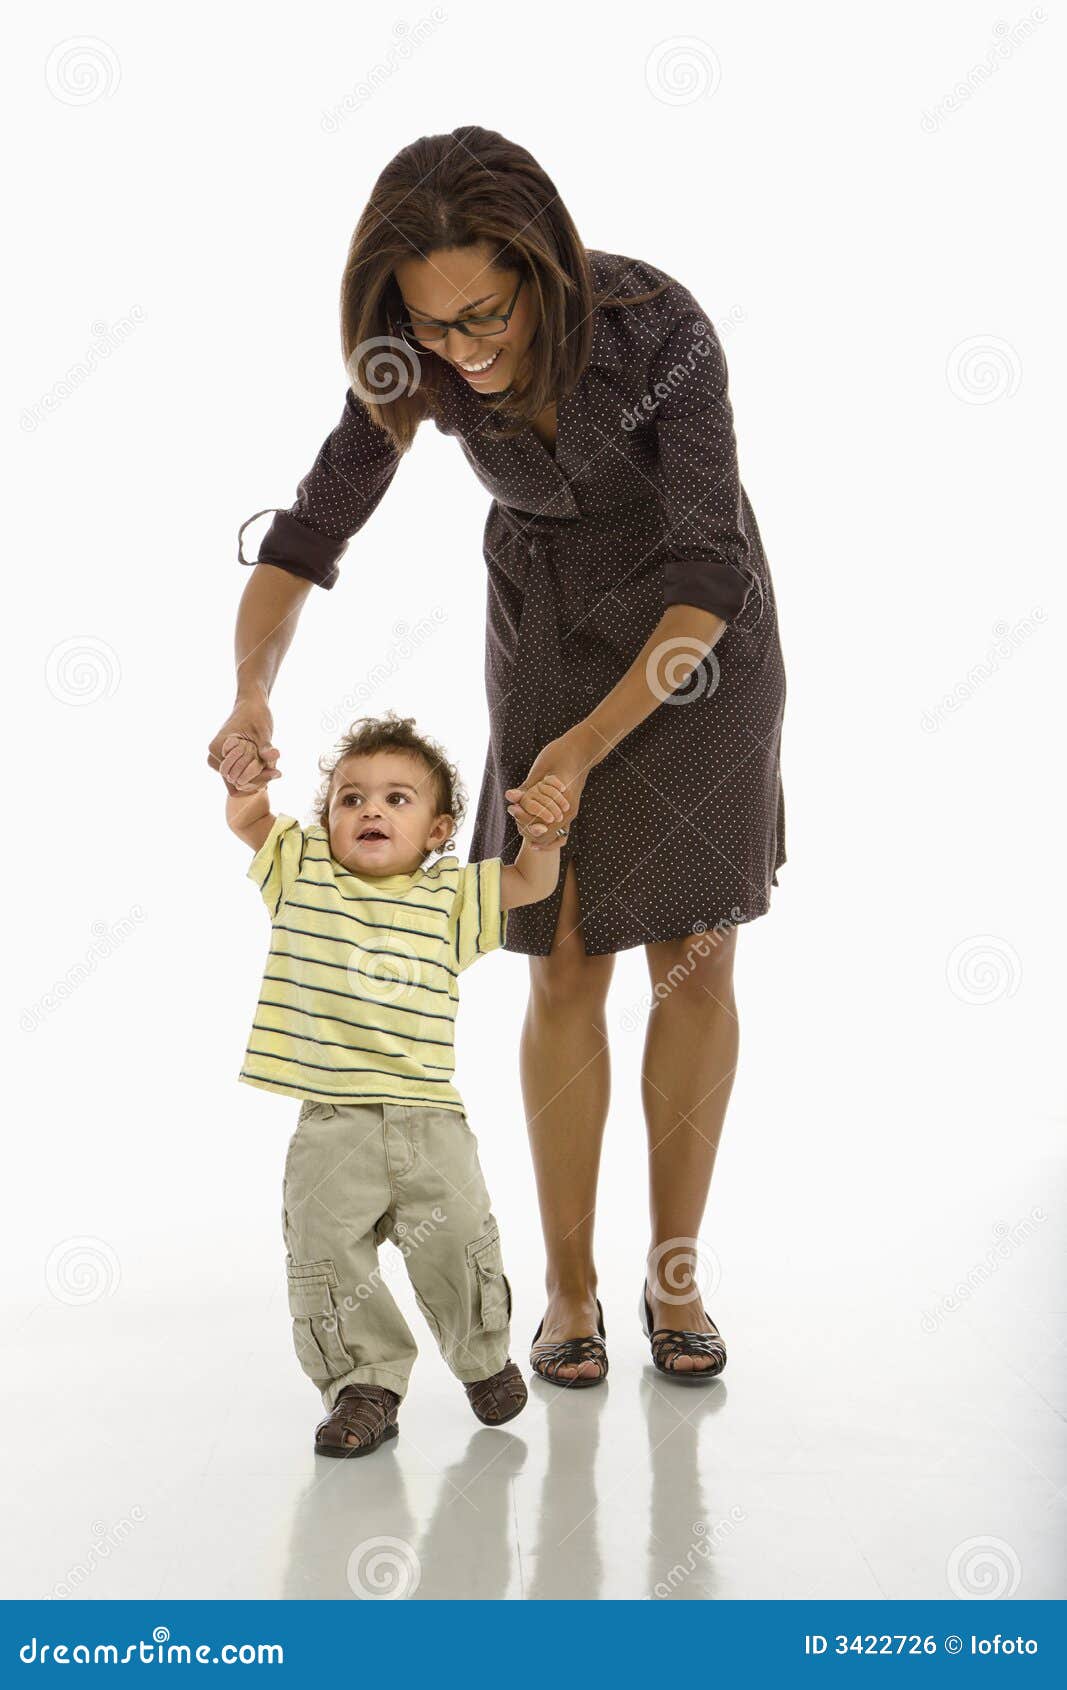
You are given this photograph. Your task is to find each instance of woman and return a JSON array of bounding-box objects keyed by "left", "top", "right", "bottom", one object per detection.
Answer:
[{"left": 209, "top": 124, "right": 787, "bottom": 1386}]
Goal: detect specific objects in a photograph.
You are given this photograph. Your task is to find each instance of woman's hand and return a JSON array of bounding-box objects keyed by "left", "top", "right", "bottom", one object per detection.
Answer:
[
  {"left": 207, "top": 698, "right": 281, "bottom": 796},
  {"left": 505, "top": 728, "right": 597, "bottom": 850},
  {"left": 506, "top": 775, "right": 571, "bottom": 845}
]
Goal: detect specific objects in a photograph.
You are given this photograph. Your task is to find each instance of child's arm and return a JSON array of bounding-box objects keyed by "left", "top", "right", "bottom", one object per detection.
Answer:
[
  {"left": 500, "top": 776, "right": 569, "bottom": 910},
  {"left": 223, "top": 734, "right": 276, "bottom": 852},
  {"left": 227, "top": 784, "right": 276, "bottom": 854},
  {"left": 500, "top": 834, "right": 564, "bottom": 910}
]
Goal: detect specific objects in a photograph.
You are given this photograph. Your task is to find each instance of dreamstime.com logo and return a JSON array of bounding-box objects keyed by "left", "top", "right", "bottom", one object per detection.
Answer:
[
  {"left": 21, "top": 310, "right": 146, "bottom": 431},
  {"left": 19, "top": 1626, "right": 283, "bottom": 1666},
  {"left": 345, "top": 335, "right": 422, "bottom": 405},
  {"left": 619, "top": 910, "right": 742, "bottom": 1032},
  {"left": 45, "top": 1236, "right": 121, "bottom": 1306},
  {"left": 328, "top": 1210, "right": 447, "bottom": 1317},
  {"left": 347, "top": 1536, "right": 422, "bottom": 1599},
  {"left": 945, "top": 335, "right": 1021, "bottom": 404},
  {"left": 346, "top": 935, "right": 422, "bottom": 1005},
  {"left": 21, "top": 907, "right": 147, "bottom": 1032},
  {"left": 48, "top": 1509, "right": 147, "bottom": 1599},
  {"left": 45, "top": 37, "right": 121, "bottom": 105},
  {"left": 320, "top": 609, "right": 448, "bottom": 732},
  {"left": 320, "top": 11, "right": 447, "bottom": 133},
  {"left": 920, "top": 11, "right": 1047, "bottom": 133},
  {"left": 946, "top": 1535, "right": 1022, "bottom": 1598},
  {"left": 920, "top": 1210, "right": 1046, "bottom": 1333},
  {"left": 45, "top": 634, "right": 122, "bottom": 705},
  {"left": 653, "top": 1509, "right": 746, "bottom": 1597},
  {"left": 945, "top": 934, "right": 1021, "bottom": 1006},
  {"left": 920, "top": 609, "right": 1046, "bottom": 732},
  {"left": 621, "top": 317, "right": 739, "bottom": 431},
  {"left": 647, "top": 1237, "right": 723, "bottom": 1306},
  {"left": 645, "top": 635, "right": 720, "bottom": 705},
  {"left": 645, "top": 37, "right": 722, "bottom": 106}
]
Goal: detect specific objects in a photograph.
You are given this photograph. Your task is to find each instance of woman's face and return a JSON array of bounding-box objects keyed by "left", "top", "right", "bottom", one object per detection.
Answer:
[{"left": 393, "top": 243, "right": 540, "bottom": 395}]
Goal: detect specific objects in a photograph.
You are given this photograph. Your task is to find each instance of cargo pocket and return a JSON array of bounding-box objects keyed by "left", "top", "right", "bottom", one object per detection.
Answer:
[
  {"left": 466, "top": 1227, "right": 512, "bottom": 1333},
  {"left": 286, "top": 1257, "right": 355, "bottom": 1379}
]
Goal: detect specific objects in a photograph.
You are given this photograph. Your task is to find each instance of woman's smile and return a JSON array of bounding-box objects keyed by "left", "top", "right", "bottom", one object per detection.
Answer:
[{"left": 455, "top": 346, "right": 504, "bottom": 382}]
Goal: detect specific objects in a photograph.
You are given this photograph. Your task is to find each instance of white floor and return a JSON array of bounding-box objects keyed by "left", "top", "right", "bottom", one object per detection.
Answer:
[
  {"left": 3, "top": 1168, "right": 1064, "bottom": 1602},
  {"left": 6, "top": 869, "right": 1065, "bottom": 1602}
]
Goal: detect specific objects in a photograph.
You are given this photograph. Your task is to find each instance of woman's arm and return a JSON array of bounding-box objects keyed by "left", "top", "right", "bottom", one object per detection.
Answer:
[
  {"left": 506, "top": 604, "right": 722, "bottom": 844},
  {"left": 236, "top": 561, "right": 315, "bottom": 702},
  {"left": 209, "top": 387, "right": 404, "bottom": 791},
  {"left": 206, "top": 562, "right": 313, "bottom": 791},
  {"left": 574, "top": 602, "right": 723, "bottom": 768}
]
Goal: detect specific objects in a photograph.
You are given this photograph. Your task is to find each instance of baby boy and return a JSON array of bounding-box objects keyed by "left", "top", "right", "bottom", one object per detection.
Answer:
[{"left": 224, "top": 710, "right": 569, "bottom": 1457}]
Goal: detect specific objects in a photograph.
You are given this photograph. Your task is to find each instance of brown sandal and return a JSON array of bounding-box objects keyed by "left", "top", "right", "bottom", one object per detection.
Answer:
[
  {"left": 314, "top": 1383, "right": 400, "bottom": 1458},
  {"left": 464, "top": 1359, "right": 528, "bottom": 1425},
  {"left": 530, "top": 1300, "right": 608, "bottom": 1388},
  {"left": 640, "top": 1284, "right": 726, "bottom": 1383}
]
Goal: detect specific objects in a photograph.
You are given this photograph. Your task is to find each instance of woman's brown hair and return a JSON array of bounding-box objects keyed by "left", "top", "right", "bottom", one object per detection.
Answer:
[{"left": 340, "top": 124, "right": 671, "bottom": 450}]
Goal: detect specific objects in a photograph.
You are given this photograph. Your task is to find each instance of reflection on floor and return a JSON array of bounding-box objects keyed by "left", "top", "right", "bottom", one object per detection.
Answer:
[{"left": 3, "top": 1232, "right": 1064, "bottom": 1600}]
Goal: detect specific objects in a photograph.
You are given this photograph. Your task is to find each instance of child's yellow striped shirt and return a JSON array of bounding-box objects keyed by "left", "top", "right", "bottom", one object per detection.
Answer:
[{"left": 239, "top": 814, "right": 508, "bottom": 1111}]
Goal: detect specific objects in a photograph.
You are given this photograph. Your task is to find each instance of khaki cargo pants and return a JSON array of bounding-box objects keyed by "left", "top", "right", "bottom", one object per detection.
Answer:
[{"left": 281, "top": 1099, "right": 513, "bottom": 1410}]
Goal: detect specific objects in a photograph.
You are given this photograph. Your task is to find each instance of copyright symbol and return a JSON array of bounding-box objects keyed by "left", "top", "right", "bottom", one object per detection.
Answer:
[{"left": 945, "top": 1635, "right": 963, "bottom": 1654}]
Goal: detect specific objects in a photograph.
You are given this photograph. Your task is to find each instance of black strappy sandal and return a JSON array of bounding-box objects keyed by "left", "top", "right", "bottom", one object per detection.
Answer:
[
  {"left": 530, "top": 1299, "right": 608, "bottom": 1388},
  {"left": 640, "top": 1283, "right": 726, "bottom": 1384}
]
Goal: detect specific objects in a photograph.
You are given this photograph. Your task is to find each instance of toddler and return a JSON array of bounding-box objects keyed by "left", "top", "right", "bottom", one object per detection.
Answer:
[{"left": 224, "top": 710, "right": 569, "bottom": 1457}]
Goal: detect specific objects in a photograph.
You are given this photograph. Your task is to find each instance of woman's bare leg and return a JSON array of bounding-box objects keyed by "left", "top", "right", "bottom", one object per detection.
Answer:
[
  {"left": 641, "top": 923, "right": 739, "bottom": 1371},
  {"left": 521, "top": 857, "right": 615, "bottom": 1380}
]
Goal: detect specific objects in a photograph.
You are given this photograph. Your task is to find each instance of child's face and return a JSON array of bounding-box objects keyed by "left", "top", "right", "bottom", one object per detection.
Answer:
[{"left": 327, "top": 750, "right": 453, "bottom": 877}]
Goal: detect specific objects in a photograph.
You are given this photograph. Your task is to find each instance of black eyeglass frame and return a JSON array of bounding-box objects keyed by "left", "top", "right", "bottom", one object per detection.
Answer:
[{"left": 395, "top": 275, "right": 525, "bottom": 346}]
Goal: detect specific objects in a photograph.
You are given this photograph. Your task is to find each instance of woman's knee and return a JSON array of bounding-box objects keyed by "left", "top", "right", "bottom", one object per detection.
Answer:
[
  {"left": 646, "top": 922, "right": 738, "bottom": 1001},
  {"left": 529, "top": 942, "right": 614, "bottom": 1012}
]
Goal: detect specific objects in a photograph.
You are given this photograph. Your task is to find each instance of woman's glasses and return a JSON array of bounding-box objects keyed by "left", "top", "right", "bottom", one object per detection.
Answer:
[{"left": 396, "top": 275, "right": 524, "bottom": 347}]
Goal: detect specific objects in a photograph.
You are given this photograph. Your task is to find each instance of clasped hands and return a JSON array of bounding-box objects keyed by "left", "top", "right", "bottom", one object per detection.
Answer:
[{"left": 504, "top": 731, "right": 593, "bottom": 851}]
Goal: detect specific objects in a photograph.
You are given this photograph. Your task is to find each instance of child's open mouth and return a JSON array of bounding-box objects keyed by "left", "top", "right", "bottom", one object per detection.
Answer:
[{"left": 357, "top": 827, "right": 389, "bottom": 843}]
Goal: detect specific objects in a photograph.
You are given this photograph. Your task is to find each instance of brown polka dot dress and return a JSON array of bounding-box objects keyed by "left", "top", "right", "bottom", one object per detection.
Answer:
[{"left": 239, "top": 250, "right": 787, "bottom": 957}]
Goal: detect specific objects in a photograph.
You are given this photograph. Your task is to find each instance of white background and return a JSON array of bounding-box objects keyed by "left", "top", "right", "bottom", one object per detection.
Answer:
[{"left": 5, "top": 1, "right": 1064, "bottom": 1601}]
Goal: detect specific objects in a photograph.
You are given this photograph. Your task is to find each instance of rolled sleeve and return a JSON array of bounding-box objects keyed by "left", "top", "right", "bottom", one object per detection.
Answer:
[
  {"left": 652, "top": 313, "right": 758, "bottom": 624},
  {"left": 447, "top": 858, "right": 508, "bottom": 972},
  {"left": 238, "top": 388, "right": 403, "bottom": 590}
]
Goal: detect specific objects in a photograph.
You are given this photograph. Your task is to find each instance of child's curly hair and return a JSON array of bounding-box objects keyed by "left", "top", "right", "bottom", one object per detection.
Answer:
[{"left": 312, "top": 711, "right": 468, "bottom": 859}]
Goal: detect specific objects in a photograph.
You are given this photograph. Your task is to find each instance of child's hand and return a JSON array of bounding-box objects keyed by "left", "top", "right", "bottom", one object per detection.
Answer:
[
  {"left": 218, "top": 730, "right": 280, "bottom": 794},
  {"left": 504, "top": 774, "right": 570, "bottom": 842}
]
